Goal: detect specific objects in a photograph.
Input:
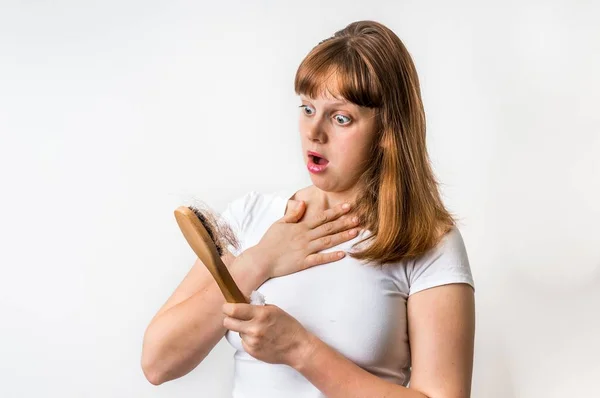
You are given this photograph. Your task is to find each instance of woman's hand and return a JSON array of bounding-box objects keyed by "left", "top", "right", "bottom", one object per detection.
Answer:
[
  {"left": 222, "top": 302, "right": 316, "bottom": 368},
  {"left": 253, "top": 200, "right": 361, "bottom": 279}
]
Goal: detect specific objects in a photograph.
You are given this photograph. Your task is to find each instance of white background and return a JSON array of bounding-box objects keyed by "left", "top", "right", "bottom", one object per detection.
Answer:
[{"left": 1, "top": 1, "right": 599, "bottom": 397}]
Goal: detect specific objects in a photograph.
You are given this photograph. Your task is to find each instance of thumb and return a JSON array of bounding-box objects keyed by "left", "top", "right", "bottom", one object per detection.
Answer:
[{"left": 281, "top": 200, "right": 305, "bottom": 223}]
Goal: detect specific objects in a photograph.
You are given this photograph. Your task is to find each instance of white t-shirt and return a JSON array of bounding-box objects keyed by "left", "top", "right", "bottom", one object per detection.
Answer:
[{"left": 219, "top": 188, "right": 474, "bottom": 398}]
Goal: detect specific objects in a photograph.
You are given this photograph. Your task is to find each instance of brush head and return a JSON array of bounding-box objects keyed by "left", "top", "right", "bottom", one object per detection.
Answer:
[
  {"left": 188, "top": 205, "right": 224, "bottom": 256},
  {"left": 186, "top": 203, "right": 240, "bottom": 257},
  {"left": 174, "top": 205, "right": 247, "bottom": 304}
]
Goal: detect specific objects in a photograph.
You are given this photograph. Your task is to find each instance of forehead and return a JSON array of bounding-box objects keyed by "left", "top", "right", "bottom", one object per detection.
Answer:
[
  {"left": 299, "top": 85, "right": 352, "bottom": 107},
  {"left": 299, "top": 71, "right": 346, "bottom": 101},
  {"left": 298, "top": 73, "right": 376, "bottom": 117},
  {"left": 300, "top": 95, "right": 351, "bottom": 108}
]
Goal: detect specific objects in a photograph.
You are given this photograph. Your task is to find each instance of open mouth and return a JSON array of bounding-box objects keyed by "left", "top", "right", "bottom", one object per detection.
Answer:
[
  {"left": 308, "top": 151, "right": 329, "bottom": 166},
  {"left": 310, "top": 155, "right": 329, "bottom": 165}
]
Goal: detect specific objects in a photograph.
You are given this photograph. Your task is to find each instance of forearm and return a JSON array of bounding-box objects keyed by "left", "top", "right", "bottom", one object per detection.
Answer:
[
  {"left": 142, "top": 250, "right": 268, "bottom": 384},
  {"left": 294, "top": 334, "right": 429, "bottom": 398}
]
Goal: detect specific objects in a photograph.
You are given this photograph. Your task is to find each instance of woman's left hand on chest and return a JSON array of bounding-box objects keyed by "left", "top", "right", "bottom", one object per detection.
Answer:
[{"left": 222, "top": 302, "right": 315, "bottom": 367}]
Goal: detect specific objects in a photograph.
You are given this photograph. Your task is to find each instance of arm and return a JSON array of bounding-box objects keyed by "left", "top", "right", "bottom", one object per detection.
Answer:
[
  {"left": 142, "top": 194, "right": 343, "bottom": 385},
  {"left": 292, "top": 283, "right": 475, "bottom": 398},
  {"left": 141, "top": 248, "right": 268, "bottom": 385}
]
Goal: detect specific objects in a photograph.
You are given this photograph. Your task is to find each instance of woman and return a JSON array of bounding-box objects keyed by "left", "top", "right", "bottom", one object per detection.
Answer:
[{"left": 142, "top": 20, "right": 475, "bottom": 398}]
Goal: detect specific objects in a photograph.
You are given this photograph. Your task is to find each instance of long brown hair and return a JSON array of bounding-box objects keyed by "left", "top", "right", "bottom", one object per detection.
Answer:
[{"left": 294, "top": 20, "right": 455, "bottom": 265}]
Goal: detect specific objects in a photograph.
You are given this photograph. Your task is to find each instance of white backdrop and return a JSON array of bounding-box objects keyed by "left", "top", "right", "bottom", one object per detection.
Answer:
[{"left": 1, "top": 1, "right": 598, "bottom": 397}]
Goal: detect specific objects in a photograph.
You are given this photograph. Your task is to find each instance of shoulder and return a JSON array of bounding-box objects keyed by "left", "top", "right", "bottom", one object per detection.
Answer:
[
  {"left": 219, "top": 190, "right": 279, "bottom": 256},
  {"left": 220, "top": 190, "right": 266, "bottom": 221},
  {"left": 406, "top": 227, "right": 474, "bottom": 296},
  {"left": 219, "top": 191, "right": 260, "bottom": 225},
  {"left": 220, "top": 189, "right": 286, "bottom": 229}
]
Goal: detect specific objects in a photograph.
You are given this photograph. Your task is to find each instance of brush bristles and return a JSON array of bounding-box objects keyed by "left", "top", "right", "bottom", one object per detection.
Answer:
[{"left": 188, "top": 205, "right": 240, "bottom": 257}]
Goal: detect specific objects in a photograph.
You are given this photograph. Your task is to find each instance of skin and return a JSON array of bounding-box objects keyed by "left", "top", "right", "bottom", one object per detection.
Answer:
[
  {"left": 221, "top": 89, "right": 476, "bottom": 398},
  {"left": 296, "top": 91, "right": 378, "bottom": 216},
  {"left": 140, "top": 199, "right": 360, "bottom": 386}
]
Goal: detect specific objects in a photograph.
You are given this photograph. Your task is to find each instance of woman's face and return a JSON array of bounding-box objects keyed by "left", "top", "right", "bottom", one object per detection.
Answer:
[{"left": 298, "top": 92, "right": 378, "bottom": 193}]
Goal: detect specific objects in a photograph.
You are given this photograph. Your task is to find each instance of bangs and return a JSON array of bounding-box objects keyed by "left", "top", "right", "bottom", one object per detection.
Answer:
[{"left": 294, "top": 39, "right": 383, "bottom": 108}]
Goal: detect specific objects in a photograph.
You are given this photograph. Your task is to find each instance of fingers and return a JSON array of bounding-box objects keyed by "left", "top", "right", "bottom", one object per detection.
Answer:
[
  {"left": 307, "top": 227, "right": 361, "bottom": 254},
  {"left": 281, "top": 200, "right": 306, "bottom": 223},
  {"left": 303, "top": 251, "right": 347, "bottom": 269},
  {"left": 305, "top": 201, "right": 352, "bottom": 230},
  {"left": 223, "top": 316, "right": 248, "bottom": 333},
  {"left": 222, "top": 304, "right": 272, "bottom": 335},
  {"left": 222, "top": 303, "right": 256, "bottom": 321},
  {"left": 307, "top": 212, "right": 360, "bottom": 241}
]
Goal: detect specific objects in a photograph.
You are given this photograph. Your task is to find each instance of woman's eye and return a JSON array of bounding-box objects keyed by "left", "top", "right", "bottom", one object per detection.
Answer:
[
  {"left": 334, "top": 114, "right": 351, "bottom": 125},
  {"left": 299, "top": 105, "right": 315, "bottom": 115}
]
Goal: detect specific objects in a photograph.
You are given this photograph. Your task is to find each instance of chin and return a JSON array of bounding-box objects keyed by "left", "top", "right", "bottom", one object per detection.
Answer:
[{"left": 308, "top": 175, "right": 338, "bottom": 192}]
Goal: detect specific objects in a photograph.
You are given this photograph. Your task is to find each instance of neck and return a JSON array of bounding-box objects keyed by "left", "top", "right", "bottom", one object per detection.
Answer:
[{"left": 312, "top": 184, "right": 362, "bottom": 211}]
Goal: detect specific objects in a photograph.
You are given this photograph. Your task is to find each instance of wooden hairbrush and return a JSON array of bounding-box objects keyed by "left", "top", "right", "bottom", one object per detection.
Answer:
[{"left": 174, "top": 205, "right": 249, "bottom": 304}]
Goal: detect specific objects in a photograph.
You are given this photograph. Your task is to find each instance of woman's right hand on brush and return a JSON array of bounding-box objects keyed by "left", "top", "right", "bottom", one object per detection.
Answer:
[{"left": 250, "top": 200, "right": 361, "bottom": 279}]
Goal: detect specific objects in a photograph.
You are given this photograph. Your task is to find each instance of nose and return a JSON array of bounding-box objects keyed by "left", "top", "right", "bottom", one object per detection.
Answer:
[{"left": 305, "top": 117, "right": 327, "bottom": 144}]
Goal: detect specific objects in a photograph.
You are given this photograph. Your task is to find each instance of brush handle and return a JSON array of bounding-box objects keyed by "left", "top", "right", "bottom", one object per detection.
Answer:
[{"left": 174, "top": 206, "right": 248, "bottom": 304}]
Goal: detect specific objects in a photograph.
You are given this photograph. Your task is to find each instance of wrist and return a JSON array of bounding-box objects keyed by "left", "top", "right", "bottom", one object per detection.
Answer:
[
  {"left": 242, "top": 245, "right": 272, "bottom": 281},
  {"left": 291, "top": 330, "right": 320, "bottom": 372},
  {"left": 231, "top": 246, "right": 270, "bottom": 284}
]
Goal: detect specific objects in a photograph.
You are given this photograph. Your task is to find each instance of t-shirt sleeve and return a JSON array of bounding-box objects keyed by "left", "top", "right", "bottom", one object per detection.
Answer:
[
  {"left": 218, "top": 190, "right": 259, "bottom": 257},
  {"left": 407, "top": 227, "right": 475, "bottom": 296}
]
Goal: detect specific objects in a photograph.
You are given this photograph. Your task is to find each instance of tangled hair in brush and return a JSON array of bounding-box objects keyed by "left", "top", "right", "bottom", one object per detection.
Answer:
[{"left": 187, "top": 204, "right": 240, "bottom": 257}]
